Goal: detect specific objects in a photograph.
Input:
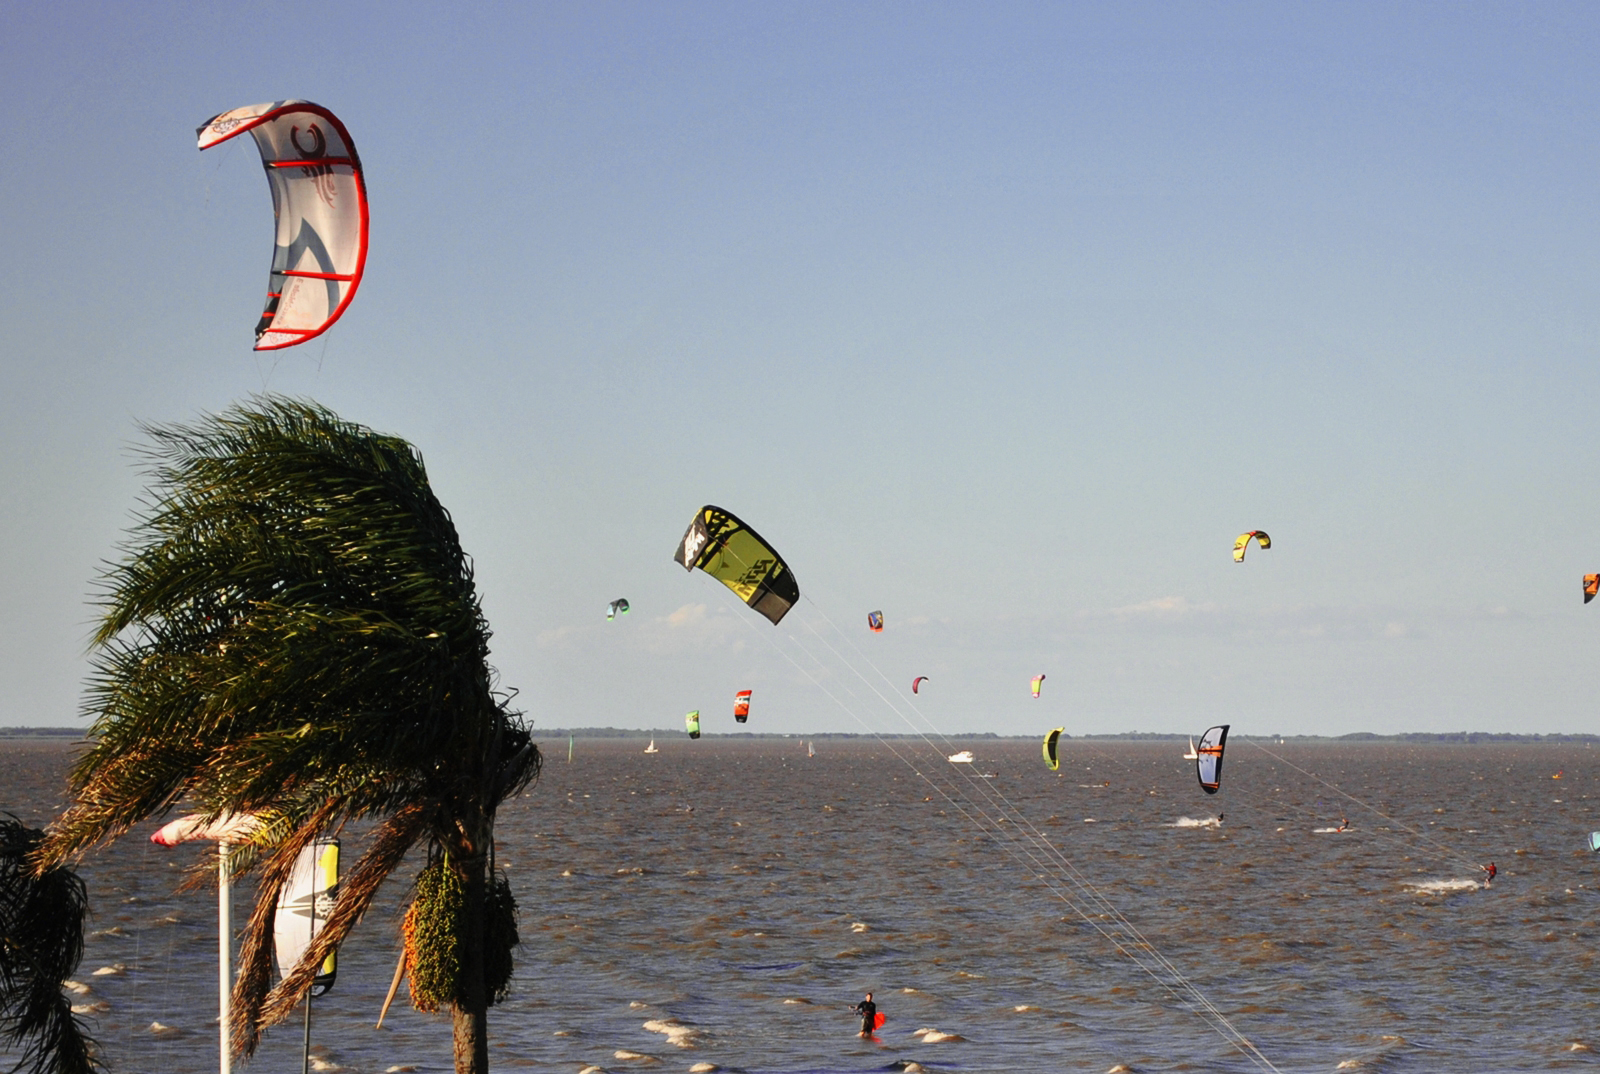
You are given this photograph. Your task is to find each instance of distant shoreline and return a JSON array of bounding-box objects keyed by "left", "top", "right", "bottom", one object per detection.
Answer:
[
  {"left": 520, "top": 728, "right": 1600, "bottom": 744},
  {"left": 5, "top": 725, "right": 1596, "bottom": 745}
]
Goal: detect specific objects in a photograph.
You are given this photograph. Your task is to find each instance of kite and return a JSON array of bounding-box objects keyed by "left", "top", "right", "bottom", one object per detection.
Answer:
[
  {"left": 275, "top": 840, "right": 339, "bottom": 996},
  {"left": 1195, "top": 725, "right": 1229, "bottom": 794},
  {"left": 912, "top": 676, "right": 929, "bottom": 694},
  {"left": 673, "top": 505, "right": 798, "bottom": 625},
  {"left": 867, "top": 610, "right": 884, "bottom": 633},
  {"left": 734, "top": 689, "right": 751, "bottom": 724},
  {"left": 197, "top": 101, "right": 369, "bottom": 350},
  {"left": 685, "top": 711, "right": 701, "bottom": 739},
  {"left": 1233, "top": 531, "right": 1271, "bottom": 562},
  {"left": 1030, "top": 674, "right": 1046, "bottom": 699},
  {"left": 607, "top": 598, "right": 630, "bottom": 620},
  {"left": 1042, "top": 727, "right": 1065, "bottom": 771},
  {"left": 1585, "top": 575, "right": 1598, "bottom": 604}
]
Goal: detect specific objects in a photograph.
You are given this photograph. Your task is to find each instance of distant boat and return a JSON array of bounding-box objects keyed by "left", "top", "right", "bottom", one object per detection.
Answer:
[
  {"left": 807, "top": 741, "right": 815, "bottom": 758},
  {"left": 948, "top": 750, "right": 975, "bottom": 764},
  {"left": 644, "top": 740, "right": 658, "bottom": 754},
  {"left": 1183, "top": 738, "right": 1198, "bottom": 761}
]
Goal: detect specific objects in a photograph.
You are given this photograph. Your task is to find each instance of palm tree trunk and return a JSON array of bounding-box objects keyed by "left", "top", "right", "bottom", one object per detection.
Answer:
[{"left": 450, "top": 853, "right": 489, "bottom": 1074}]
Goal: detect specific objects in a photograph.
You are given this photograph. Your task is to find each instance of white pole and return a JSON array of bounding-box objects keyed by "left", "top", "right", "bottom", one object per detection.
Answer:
[{"left": 218, "top": 843, "right": 232, "bottom": 1074}]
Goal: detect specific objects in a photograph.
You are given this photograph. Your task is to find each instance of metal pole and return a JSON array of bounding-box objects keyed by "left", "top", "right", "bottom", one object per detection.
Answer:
[
  {"left": 301, "top": 886, "right": 314, "bottom": 1074},
  {"left": 218, "top": 843, "right": 232, "bottom": 1074}
]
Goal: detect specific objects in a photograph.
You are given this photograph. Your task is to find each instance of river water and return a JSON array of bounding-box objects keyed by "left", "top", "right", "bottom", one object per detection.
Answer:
[{"left": 4, "top": 735, "right": 1599, "bottom": 1073}]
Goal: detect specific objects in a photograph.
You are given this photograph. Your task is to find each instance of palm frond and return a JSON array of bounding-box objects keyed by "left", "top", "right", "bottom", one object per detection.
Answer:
[
  {"left": 245, "top": 803, "right": 432, "bottom": 1048},
  {"left": 1, "top": 817, "right": 99, "bottom": 1074}
]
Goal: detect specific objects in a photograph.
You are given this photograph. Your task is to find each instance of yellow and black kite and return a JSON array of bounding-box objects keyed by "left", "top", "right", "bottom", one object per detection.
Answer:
[
  {"left": 674, "top": 505, "right": 799, "bottom": 625},
  {"left": 1585, "top": 574, "right": 1598, "bottom": 605},
  {"left": 1042, "top": 727, "right": 1065, "bottom": 771}
]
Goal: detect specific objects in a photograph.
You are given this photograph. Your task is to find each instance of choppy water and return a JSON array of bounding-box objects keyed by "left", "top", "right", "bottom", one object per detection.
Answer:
[{"left": 5, "top": 736, "right": 1600, "bottom": 1073}]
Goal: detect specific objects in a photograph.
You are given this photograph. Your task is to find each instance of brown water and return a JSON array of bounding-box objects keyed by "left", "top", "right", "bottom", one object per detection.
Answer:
[{"left": 5, "top": 736, "right": 1600, "bottom": 1073}]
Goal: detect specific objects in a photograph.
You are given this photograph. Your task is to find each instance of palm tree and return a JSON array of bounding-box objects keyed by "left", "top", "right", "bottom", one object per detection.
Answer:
[
  {"left": 1, "top": 816, "right": 97, "bottom": 1074},
  {"left": 35, "top": 398, "right": 539, "bottom": 1074}
]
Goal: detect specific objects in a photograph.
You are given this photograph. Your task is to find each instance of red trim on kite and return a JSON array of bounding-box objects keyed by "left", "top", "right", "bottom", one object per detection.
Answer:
[{"left": 264, "top": 157, "right": 357, "bottom": 168}]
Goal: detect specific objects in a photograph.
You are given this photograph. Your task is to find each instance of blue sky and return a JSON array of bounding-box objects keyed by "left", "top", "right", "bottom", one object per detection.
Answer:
[{"left": 4, "top": 3, "right": 1600, "bottom": 737}]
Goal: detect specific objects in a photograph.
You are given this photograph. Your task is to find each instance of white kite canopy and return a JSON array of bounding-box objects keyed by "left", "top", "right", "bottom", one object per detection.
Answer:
[
  {"left": 275, "top": 840, "right": 339, "bottom": 996},
  {"left": 197, "top": 100, "right": 369, "bottom": 350}
]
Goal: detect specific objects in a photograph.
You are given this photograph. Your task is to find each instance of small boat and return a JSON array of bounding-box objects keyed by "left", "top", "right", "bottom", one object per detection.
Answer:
[
  {"left": 1182, "top": 738, "right": 1198, "bottom": 761},
  {"left": 807, "top": 741, "right": 815, "bottom": 758},
  {"left": 947, "top": 750, "right": 975, "bottom": 764},
  {"left": 644, "top": 740, "right": 658, "bottom": 754}
]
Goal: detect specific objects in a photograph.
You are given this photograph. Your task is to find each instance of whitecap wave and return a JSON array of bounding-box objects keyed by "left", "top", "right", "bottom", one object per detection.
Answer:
[
  {"left": 1165, "top": 816, "right": 1220, "bottom": 828},
  {"left": 912, "top": 1027, "right": 967, "bottom": 1042},
  {"left": 642, "top": 1018, "right": 704, "bottom": 1049},
  {"left": 1403, "top": 878, "right": 1479, "bottom": 895}
]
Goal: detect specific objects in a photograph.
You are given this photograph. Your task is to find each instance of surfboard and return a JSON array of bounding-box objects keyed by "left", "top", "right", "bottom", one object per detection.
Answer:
[{"left": 874, "top": 1011, "right": 886, "bottom": 1029}]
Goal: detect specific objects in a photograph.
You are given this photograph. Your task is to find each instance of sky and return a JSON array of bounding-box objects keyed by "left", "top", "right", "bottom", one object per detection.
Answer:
[{"left": 4, "top": 2, "right": 1600, "bottom": 738}]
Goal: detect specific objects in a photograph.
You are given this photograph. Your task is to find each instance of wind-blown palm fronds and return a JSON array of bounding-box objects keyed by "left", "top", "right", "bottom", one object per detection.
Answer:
[
  {"left": 38, "top": 398, "right": 539, "bottom": 1074},
  {"left": 1, "top": 817, "right": 98, "bottom": 1074}
]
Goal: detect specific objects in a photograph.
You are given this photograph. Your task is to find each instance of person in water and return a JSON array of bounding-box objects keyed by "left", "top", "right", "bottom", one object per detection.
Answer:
[
  {"left": 1481, "top": 862, "right": 1497, "bottom": 888},
  {"left": 851, "top": 992, "right": 877, "bottom": 1036}
]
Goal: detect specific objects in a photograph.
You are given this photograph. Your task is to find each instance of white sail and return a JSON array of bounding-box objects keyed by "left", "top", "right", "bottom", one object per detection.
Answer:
[{"left": 274, "top": 840, "right": 339, "bottom": 995}]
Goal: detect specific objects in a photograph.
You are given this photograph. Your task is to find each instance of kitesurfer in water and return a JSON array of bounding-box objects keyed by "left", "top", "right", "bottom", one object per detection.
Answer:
[
  {"left": 1481, "top": 862, "right": 1496, "bottom": 888},
  {"left": 851, "top": 992, "right": 877, "bottom": 1036},
  {"left": 1336, "top": 817, "right": 1348, "bottom": 832}
]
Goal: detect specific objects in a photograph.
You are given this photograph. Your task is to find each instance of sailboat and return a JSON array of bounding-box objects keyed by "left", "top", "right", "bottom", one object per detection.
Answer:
[
  {"left": 1182, "top": 737, "right": 1198, "bottom": 760},
  {"left": 807, "top": 740, "right": 815, "bottom": 758},
  {"left": 644, "top": 739, "right": 658, "bottom": 754}
]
